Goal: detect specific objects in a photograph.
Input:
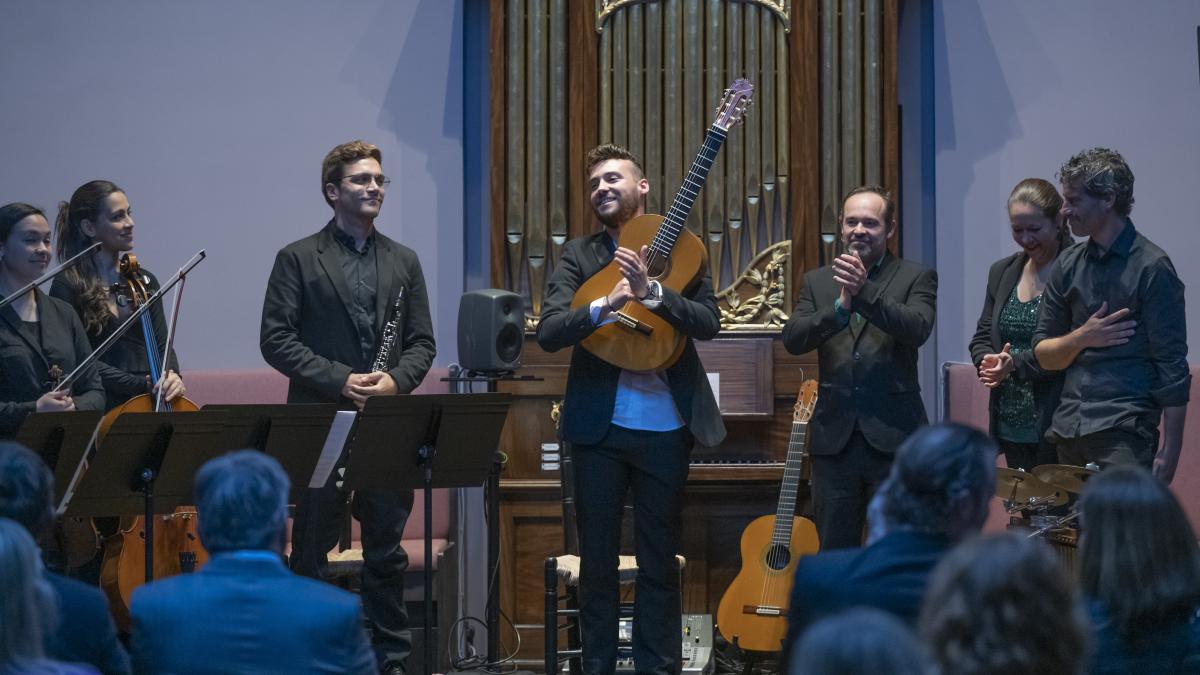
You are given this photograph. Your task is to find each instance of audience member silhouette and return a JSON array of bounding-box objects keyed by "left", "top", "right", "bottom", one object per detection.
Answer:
[
  {"left": 129, "top": 450, "right": 376, "bottom": 675},
  {"left": 920, "top": 532, "right": 1087, "bottom": 675},
  {"left": 0, "top": 517, "right": 99, "bottom": 675},
  {"left": 781, "top": 423, "right": 996, "bottom": 667},
  {"left": 1079, "top": 465, "right": 1200, "bottom": 674},
  {"left": 787, "top": 607, "right": 927, "bottom": 675},
  {"left": 0, "top": 442, "right": 128, "bottom": 674}
]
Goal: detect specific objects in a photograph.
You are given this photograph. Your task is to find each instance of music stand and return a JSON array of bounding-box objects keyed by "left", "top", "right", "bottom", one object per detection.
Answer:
[
  {"left": 345, "top": 393, "right": 511, "bottom": 675},
  {"left": 64, "top": 410, "right": 227, "bottom": 582},
  {"left": 15, "top": 411, "right": 103, "bottom": 510},
  {"left": 202, "top": 403, "right": 339, "bottom": 504}
]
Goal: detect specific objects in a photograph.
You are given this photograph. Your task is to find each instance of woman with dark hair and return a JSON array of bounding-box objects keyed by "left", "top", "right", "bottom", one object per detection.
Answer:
[
  {"left": 1079, "top": 465, "right": 1200, "bottom": 673},
  {"left": 0, "top": 203, "right": 104, "bottom": 438},
  {"left": 788, "top": 608, "right": 927, "bottom": 675},
  {"left": 49, "top": 181, "right": 185, "bottom": 410},
  {"left": 919, "top": 532, "right": 1088, "bottom": 675},
  {"left": 969, "top": 178, "right": 1073, "bottom": 469}
]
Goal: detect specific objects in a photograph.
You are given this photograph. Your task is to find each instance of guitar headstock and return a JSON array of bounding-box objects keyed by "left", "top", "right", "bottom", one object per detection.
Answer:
[
  {"left": 792, "top": 379, "right": 818, "bottom": 424},
  {"left": 713, "top": 78, "right": 754, "bottom": 131}
]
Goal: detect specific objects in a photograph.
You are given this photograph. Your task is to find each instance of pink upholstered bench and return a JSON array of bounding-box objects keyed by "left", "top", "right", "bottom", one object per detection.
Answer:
[{"left": 184, "top": 367, "right": 453, "bottom": 571}]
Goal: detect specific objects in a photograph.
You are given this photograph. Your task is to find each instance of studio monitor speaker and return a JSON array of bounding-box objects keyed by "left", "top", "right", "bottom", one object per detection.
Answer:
[{"left": 457, "top": 289, "right": 523, "bottom": 373}]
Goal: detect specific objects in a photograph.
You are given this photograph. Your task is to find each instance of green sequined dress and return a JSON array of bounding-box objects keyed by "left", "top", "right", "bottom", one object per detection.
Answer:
[{"left": 994, "top": 287, "right": 1042, "bottom": 443}]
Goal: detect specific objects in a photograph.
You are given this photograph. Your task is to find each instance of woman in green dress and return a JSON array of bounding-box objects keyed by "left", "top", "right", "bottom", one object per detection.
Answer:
[{"left": 969, "top": 178, "right": 1073, "bottom": 470}]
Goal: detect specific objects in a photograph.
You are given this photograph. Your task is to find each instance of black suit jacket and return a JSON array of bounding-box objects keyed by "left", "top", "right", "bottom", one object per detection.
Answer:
[
  {"left": 781, "top": 531, "right": 953, "bottom": 664},
  {"left": 45, "top": 572, "right": 130, "bottom": 675},
  {"left": 781, "top": 253, "right": 937, "bottom": 455},
  {"left": 0, "top": 290, "right": 105, "bottom": 437},
  {"left": 260, "top": 223, "right": 436, "bottom": 403},
  {"left": 967, "top": 252, "right": 1064, "bottom": 441},
  {"left": 536, "top": 230, "right": 725, "bottom": 448}
]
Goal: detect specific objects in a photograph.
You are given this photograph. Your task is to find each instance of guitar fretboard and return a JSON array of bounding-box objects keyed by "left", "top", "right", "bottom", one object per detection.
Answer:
[
  {"left": 771, "top": 418, "right": 807, "bottom": 545},
  {"left": 648, "top": 124, "right": 728, "bottom": 260}
]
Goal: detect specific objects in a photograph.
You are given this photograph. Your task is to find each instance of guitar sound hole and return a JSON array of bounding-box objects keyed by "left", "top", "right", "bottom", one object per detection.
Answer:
[
  {"left": 646, "top": 254, "right": 670, "bottom": 279},
  {"left": 765, "top": 544, "right": 792, "bottom": 571}
]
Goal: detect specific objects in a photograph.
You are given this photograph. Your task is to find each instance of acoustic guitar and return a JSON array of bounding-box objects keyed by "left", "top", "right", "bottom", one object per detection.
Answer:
[
  {"left": 716, "top": 379, "right": 820, "bottom": 653},
  {"left": 571, "top": 78, "right": 753, "bottom": 372}
]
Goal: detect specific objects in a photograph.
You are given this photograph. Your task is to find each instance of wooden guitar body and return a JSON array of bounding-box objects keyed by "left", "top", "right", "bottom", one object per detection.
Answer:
[
  {"left": 571, "top": 213, "right": 707, "bottom": 372},
  {"left": 716, "top": 514, "right": 819, "bottom": 653}
]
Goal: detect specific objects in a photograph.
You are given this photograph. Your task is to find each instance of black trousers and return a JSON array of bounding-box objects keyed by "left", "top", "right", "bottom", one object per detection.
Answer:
[
  {"left": 1057, "top": 428, "right": 1157, "bottom": 469},
  {"left": 997, "top": 438, "right": 1057, "bottom": 471},
  {"left": 290, "top": 479, "right": 414, "bottom": 671},
  {"left": 810, "top": 428, "right": 893, "bottom": 550},
  {"left": 573, "top": 425, "right": 692, "bottom": 675}
]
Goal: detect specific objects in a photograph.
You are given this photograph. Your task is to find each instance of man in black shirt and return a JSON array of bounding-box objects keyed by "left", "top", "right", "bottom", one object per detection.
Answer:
[
  {"left": 1032, "top": 147, "right": 1189, "bottom": 482},
  {"left": 260, "top": 140, "right": 436, "bottom": 674}
]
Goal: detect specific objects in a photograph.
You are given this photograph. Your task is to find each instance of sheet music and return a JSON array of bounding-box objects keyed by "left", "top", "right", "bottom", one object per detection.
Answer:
[{"left": 310, "top": 410, "right": 357, "bottom": 488}]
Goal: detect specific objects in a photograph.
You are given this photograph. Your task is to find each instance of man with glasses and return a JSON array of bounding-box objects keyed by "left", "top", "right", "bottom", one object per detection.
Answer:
[{"left": 260, "top": 140, "right": 435, "bottom": 675}]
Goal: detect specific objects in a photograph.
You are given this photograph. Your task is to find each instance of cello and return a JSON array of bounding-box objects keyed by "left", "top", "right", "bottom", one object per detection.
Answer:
[{"left": 95, "top": 253, "right": 207, "bottom": 630}]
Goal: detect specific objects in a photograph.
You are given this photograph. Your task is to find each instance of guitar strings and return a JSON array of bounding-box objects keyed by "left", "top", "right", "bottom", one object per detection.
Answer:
[{"left": 644, "top": 126, "right": 727, "bottom": 272}]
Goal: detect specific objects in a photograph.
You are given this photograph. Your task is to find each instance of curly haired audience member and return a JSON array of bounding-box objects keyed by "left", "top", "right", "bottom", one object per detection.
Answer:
[
  {"left": 920, "top": 532, "right": 1088, "bottom": 675},
  {"left": 1079, "top": 465, "right": 1200, "bottom": 674}
]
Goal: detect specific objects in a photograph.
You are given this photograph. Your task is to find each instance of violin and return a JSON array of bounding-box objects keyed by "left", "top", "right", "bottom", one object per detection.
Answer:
[
  {"left": 40, "top": 363, "right": 103, "bottom": 573},
  {"left": 96, "top": 253, "right": 207, "bottom": 631}
]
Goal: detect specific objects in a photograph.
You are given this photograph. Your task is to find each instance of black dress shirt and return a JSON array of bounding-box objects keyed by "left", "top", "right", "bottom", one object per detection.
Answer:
[
  {"left": 1032, "top": 220, "right": 1190, "bottom": 441},
  {"left": 328, "top": 222, "right": 378, "bottom": 369}
]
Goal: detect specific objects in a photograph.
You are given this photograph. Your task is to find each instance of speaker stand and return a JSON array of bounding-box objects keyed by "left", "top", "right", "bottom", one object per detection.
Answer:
[{"left": 443, "top": 370, "right": 542, "bottom": 667}]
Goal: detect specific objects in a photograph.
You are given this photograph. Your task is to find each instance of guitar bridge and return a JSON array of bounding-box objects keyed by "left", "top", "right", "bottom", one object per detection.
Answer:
[
  {"left": 614, "top": 311, "right": 653, "bottom": 336},
  {"left": 742, "top": 605, "right": 783, "bottom": 616}
]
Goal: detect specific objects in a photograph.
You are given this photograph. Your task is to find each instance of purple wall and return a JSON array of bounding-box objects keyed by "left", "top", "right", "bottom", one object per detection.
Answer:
[
  {"left": 0, "top": 0, "right": 464, "bottom": 369},
  {"left": 930, "top": 0, "right": 1200, "bottom": 397}
]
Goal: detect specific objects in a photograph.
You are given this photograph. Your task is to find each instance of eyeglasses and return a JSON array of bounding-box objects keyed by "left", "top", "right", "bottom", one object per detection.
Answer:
[{"left": 340, "top": 173, "right": 391, "bottom": 188}]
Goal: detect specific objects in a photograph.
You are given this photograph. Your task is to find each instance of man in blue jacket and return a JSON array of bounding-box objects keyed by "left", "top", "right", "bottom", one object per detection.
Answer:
[
  {"left": 130, "top": 450, "right": 376, "bottom": 674},
  {"left": 780, "top": 424, "right": 996, "bottom": 668}
]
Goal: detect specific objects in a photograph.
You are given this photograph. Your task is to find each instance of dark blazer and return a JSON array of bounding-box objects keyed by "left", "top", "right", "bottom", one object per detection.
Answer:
[
  {"left": 781, "top": 531, "right": 953, "bottom": 663},
  {"left": 50, "top": 269, "right": 180, "bottom": 405},
  {"left": 260, "top": 223, "right": 436, "bottom": 403},
  {"left": 130, "top": 553, "right": 376, "bottom": 675},
  {"left": 781, "top": 253, "right": 937, "bottom": 455},
  {"left": 536, "top": 230, "right": 726, "bottom": 448},
  {"left": 968, "top": 252, "right": 1064, "bottom": 441},
  {"left": 0, "top": 290, "right": 105, "bottom": 437},
  {"left": 45, "top": 572, "right": 130, "bottom": 675}
]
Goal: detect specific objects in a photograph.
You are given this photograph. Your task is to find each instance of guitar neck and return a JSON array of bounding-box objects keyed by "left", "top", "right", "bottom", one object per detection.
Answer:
[
  {"left": 650, "top": 124, "right": 728, "bottom": 259},
  {"left": 772, "top": 419, "right": 808, "bottom": 544}
]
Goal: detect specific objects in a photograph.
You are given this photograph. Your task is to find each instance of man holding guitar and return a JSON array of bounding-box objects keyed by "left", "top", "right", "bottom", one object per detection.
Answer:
[
  {"left": 782, "top": 186, "right": 937, "bottom": 550},
  {"left": 537, "top": 144, "right": 725, "bottom": 675}
]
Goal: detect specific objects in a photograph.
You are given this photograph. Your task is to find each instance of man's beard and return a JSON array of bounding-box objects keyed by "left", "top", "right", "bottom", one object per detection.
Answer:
[{"left": 594, "top": 194, "right": 639, "bottom": 229}]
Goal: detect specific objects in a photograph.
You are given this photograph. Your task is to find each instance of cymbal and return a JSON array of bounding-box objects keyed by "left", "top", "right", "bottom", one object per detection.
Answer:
[
  {"left": 996, "top": 467, "right": 1067, "bottom": 506},
  {"left": 1032, "top": 464, "right": 1099, "bottom": 494}
]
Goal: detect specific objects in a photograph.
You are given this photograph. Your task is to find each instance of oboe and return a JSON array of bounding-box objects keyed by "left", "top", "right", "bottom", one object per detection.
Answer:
[{"left": 371, "top": 287, "right": 405, "bottom": 373}]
